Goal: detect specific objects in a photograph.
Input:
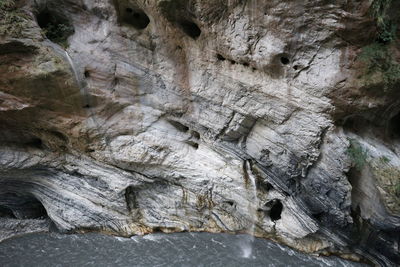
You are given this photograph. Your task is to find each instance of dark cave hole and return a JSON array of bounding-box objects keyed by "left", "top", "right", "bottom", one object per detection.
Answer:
[
  {"left": 0, "top": 194, "right": 48, "bottom": 219},
  {"left": 84, "top": 70, "right": 90, "bottom": 78},
  {"left": 122, "top": 7, "right": 150, "bottom": 30},
  {"left": 242, "top": 62, "right": 250, "bottom": 67},
  {"left": 83, "top": 104, "right": 91, "bottom": 109},
  {"left": 168, "top": 120, "right": 189, "bottom": 132},
  {"left": 178, "top": 19, "right": 201, "bottom": 39},
  {"left": 268, "top": 199, "right": 283, "bottom": 221},
  {"left": 26, "top": 138, "right": 43, "bottom": 149},
  {"left": 280, "top": 56, "right": 290, "bottom": 65},
  {"left": 293, "top": 65, "right": 299, "bottom": 70},
  {"left": 229, "top": 60, "right": 236, "bottom": 64},
  {"left": 217, "top": 54, "right": 226, "bottom": 61},
  {"left": 389, "top": 112, "right": 400, "bottom": 138},
  {"left": 0, "top": 206, "right": 16, "bottom": 218},
  {"left": 36, "top": 10, "right": 74, "bottom": 45}
]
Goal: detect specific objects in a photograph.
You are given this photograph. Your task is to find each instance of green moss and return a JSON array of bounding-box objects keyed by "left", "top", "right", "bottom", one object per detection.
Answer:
[
  {"left": 359, "top": 43, "right": 400, "bottom": 92},
  {"left": 347, "top": 139, "right": 369, "bottom": 170},
  {"left": 0, "top": 0, "right": 29, "bottom": 37}
]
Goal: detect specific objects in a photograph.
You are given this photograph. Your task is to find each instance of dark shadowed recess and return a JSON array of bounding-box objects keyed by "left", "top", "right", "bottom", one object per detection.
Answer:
[
  {"left": 113, "top": 0, "right": 150, "bottom": 30},
  {"left": 36, "top": 8, "right": 74, "bottom": 45},
  {"left": 158, "top": 0, "right": 201, "bottom": 39},
  {"left": 0, "top": 193, "right": 47, "bottom": 219}
]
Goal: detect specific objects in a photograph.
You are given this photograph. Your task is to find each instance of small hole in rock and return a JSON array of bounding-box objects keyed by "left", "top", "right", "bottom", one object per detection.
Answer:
[
  {"left": 179, "top": 19, "right": 201, "bottom": 39},
  {"left": 293, "top": 65, "right": 299, "bottom": 70},
  {"left": 83, "top": 104, "right": 90, "bottom": 109},
  {"left": 243, "top": 62, "right": 249, "bottom": 67},
  {"left": 121, "top": 7, "right": 150, "bottom": 30},
  {"left": 224, "top": 200, "right": 235, "bottom": 207},
  {"left": 168, "top": 120, "right": 189, "bottom": 132},
  {"left": 192, "top": 131, "right": 200, "bottom": 139},
  {"left": 268, "top": 199, "right": 283, "bottom": 221},
  {"left": 217, "top": 54, "right": 225, "bottom": 61},
  {"left": 280, "top": 56, "right": 290, "bottom": 65},
  {"left": 186, "top": 141, "right": 199, "bottom": 149},
  {"left": 84, "top": 70, "right": 90, "bottom": 78},
  {"left": 229, "top": 60, "right": 236, "bottom": 64},
  {"left": 252, "top": 67, "right": 257, "bottom": 71}
]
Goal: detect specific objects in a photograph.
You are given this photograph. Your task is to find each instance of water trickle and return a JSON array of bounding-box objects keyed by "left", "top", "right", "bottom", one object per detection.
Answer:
[
  {"left": 240, "top": 160, "right": 258, "bottom": 259},
  {"left": 64, "top": 51, "right": 84, "bottom": 93},
  {"left": 63, "top": 50, "right": 92, "bottom": 109}
]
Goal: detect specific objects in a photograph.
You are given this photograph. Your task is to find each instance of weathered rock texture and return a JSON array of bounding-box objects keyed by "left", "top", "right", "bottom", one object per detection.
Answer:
[{"left": 1, "top": 0, "right": 400, "bottom": 265}]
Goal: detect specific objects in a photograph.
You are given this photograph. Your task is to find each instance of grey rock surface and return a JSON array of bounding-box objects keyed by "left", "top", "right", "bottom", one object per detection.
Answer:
[{"left": 0, "top": 0, "right": 399, "bottom": 265}]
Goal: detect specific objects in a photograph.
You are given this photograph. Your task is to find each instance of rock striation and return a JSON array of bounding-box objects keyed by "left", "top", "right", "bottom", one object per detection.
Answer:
[{"left": 0, "top": 0, "right": 399, "bottom": 265}]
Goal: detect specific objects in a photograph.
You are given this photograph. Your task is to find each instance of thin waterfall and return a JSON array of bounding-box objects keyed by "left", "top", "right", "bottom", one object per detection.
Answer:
[{"left": 240, "top": 159, "right": 258, "bottom": 259}]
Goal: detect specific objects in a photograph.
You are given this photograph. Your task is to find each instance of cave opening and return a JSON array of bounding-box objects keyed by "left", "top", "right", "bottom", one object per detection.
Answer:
[
  {"left": 179, "top": 19, "right": 201, "bottom": 39},
  {"left": 0, "top": 205, "right": 16, "bottom": 218},
  {"left": 388, "top": 112, "right": 400, "bottom": 139},
  {"left": 269, "top": 199, "right": 283, "bottom": 221},
  {"left": 36, "top": 9, "right": 74, "bottom": 46},
  {"left": 0, "top": 193, "right": 48, "bottom": 219},
  {"left": 121, "top": 7, "right": 150, "bottom": 30}
]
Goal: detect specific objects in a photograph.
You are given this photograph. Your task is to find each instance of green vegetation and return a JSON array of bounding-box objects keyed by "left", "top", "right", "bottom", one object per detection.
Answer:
[
  {"left": 357, "top": 0, "right": 400, "bottom": 92},
  {"left": 0, "top": 0, "right": 29, "bottom": 37},
  {"left": 347, "top": 139, "right": 369, "bottom": 170},
  {"left": 42, "top": 22, "right": 74, "bottom": 48},
  {"left": 359, "top": 43, "right": 400, "bottom": 92},
  {"left": 370, "top": 0, "right": 397, "bottom": 43}
]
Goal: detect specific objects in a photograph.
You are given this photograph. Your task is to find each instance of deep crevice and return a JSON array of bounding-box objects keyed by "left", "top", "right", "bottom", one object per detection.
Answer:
[{"left": 125, "top": 186, "right": 139, "bottom": 212}]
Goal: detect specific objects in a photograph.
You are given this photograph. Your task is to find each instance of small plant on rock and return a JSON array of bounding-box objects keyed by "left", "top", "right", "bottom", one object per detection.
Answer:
[{"left": 347, "top": 139, "right": 369, "bottom": 170}]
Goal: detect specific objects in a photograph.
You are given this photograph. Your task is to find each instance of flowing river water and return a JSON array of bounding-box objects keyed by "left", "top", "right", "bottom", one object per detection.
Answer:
[{"left": 0, "top": 232, "right": 366, "bottom": 267}]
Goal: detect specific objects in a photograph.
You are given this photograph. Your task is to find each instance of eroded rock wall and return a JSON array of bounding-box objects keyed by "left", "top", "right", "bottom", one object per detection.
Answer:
[{"left": 1, "top": 0, "right": 399, "bottom": 265}]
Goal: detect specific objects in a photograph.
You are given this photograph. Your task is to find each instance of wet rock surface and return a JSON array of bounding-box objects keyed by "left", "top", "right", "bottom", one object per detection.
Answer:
[{"left": 0, "top": 0, "right": 399, "bottom": 265}]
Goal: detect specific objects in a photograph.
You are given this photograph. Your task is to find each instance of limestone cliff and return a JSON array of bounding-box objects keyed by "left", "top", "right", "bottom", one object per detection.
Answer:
[{"left": 0, "top": 0, "right": 399, "bottom": 265}]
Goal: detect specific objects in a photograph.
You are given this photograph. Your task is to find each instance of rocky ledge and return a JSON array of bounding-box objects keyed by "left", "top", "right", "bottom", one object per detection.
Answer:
[{"left": 0, "top": 0, "right": 399, "bottom": 265}]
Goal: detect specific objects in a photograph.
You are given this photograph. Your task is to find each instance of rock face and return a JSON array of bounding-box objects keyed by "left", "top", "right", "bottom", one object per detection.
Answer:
[{"left": 1, "top": 0, "right": 399, "bottom": 265}]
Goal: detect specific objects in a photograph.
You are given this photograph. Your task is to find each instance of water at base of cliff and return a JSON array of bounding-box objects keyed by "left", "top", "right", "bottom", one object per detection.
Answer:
[{"left": 0, "top": 232, "right": 366, "bottom": 267}]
